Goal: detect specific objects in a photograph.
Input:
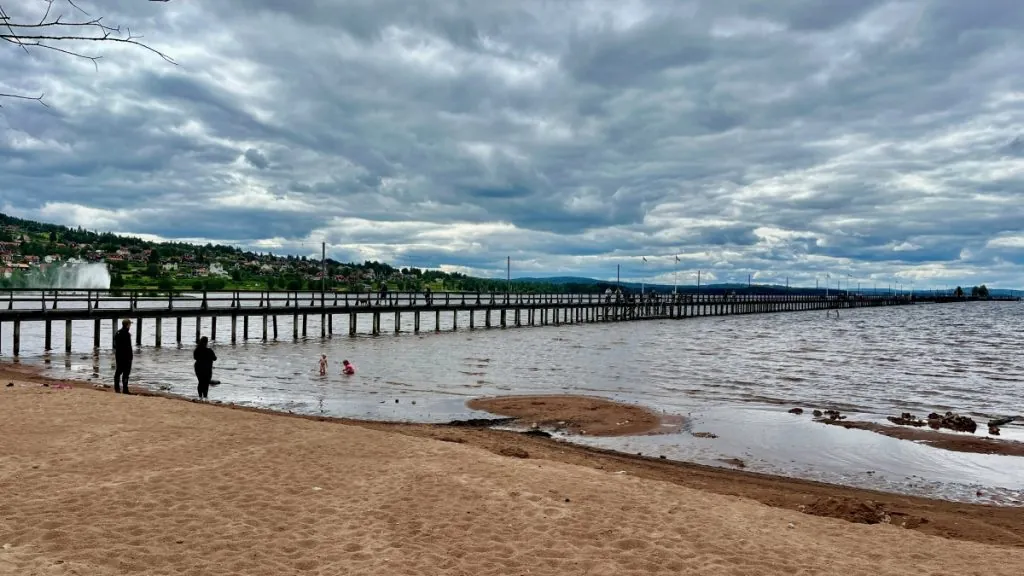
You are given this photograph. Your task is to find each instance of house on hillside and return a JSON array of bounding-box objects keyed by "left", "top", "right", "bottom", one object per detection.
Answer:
[
  {"left": 209, "top": 262, "right": 229, "bottom": 277},
  {"left": 163, "top": 262, "right": 179, "bottom": 271}
]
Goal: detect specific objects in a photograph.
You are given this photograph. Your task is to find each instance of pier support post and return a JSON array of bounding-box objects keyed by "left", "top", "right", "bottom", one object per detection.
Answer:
[
  {"left": 453, "top": 310, "right": 458, "bottom": 330},
  {"left": 111, "top": 319, "right": 116, "bottom": 349},
  {"left": 414, "top": 311, "right": 420, "bottom": 333},
  {"left": 155, "top": 318, "right": 162, "bottom": 348},
  {"left": 501, "top": 309, "right": 507, "bottom": 328},
  {"left": 372, "top": 313, "right": 380, "bottom": 336},
  {"left": 273, "top": 315, "right": 279, "bottom": 340},
  {"left": 44, "top": 320, "right": 52, "bottom": 351},
  {"left": 13, "top": 320, "right": 20, "bottom": 357},
  {"left": 176, "top": 317, "right": 183, "bottom": 345},
  {"left": 328, "top": 314, "right": 333, "bottom": 337},
  {"left": 195, "top": 317, "right": 201, "bottom": 343},
  {"left": 302, "top": 315, "right": 307, "bottom": 338},
  {"left": 262, "top": 315, "right": 268, "bottom": 342},
  {"left": 322, "top": 314, "right": 327, "bottom": 338},
  {"left": 485, "top": 310, "right": 491, "bottom": 328},
  {"left": 395, "top": 312, "right": 401, "bottom": 334},
  {"left": 435, "top": 310, "right": 441, "bottom": 332},
  {"left": 65, "top": 320, "right": 72, "bottom": 353},
  {"left": 469, "top": 310, "right": 474, "bottom": 329},
  {"left": 230, "top": 315, "right": 236, "bottom": 345},
  {"left": 349, "top": 313, "right": 357, "bottom": 336},
  {"left": 211, "top": 317, "right": 217, "bottom": 341},
  {"left": 243, "top": 316, "right": 249, "bottom": 341},
  {"left": 94, "top": 319, "right": 100, "bottom": 350},
  {"left": 293, "top": 314, "right": 299, "bottom": 340}
]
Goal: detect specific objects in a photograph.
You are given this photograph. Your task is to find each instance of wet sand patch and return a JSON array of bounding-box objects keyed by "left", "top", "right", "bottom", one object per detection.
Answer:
[
  {"left": 466, "top": 394, "right": 678, "bottom": 436},
  {"left": 820, "top": 419, "right": 1024, "bottom": 457}
]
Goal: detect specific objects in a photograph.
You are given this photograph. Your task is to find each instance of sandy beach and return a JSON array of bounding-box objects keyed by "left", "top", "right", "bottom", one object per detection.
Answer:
[{"left": 3, "top": 374, "right": 1024, "bottom": 575}]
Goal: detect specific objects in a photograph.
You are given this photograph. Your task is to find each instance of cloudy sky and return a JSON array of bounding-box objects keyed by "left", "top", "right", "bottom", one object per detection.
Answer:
[{"left": 2, "top": 0, "right": 1023, "bottom": 288}]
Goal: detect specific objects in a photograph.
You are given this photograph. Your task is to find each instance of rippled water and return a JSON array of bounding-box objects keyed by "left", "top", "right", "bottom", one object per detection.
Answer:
[{"left": 5, "top": 298, "right": 1024, "bottom": 502}]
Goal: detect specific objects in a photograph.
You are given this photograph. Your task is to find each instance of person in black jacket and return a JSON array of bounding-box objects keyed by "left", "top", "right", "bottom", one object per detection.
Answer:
[
  {"left": 113, "top": 319, "right": 133, "bottom": 394},
  {"left": 193, "top": 336, "right": 217, "bottom": 400}
]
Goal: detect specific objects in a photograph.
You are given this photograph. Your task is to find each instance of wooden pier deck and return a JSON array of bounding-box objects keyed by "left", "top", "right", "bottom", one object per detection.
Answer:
[{"left": 0, "top": 289, "right": 932, "bottom": 357}]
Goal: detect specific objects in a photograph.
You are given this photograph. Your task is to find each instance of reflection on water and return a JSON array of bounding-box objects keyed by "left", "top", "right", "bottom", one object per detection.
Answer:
[{"left": 6, "top": 300, "right": 1024, "bottom": 502}]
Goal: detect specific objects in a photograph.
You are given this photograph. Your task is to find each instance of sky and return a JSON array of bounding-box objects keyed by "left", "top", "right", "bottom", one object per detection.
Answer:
[{"left": 1, "top": 0, "right": 1023, "bottom": 289}]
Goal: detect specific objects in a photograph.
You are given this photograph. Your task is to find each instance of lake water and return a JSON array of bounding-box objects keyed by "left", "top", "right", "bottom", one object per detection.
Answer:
[{"left": 5, "top": 297, "right": 1024, "bottom": 504}]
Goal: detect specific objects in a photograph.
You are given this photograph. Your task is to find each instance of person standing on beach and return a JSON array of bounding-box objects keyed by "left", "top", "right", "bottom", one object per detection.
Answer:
[
  {"left": 193, "top": 336, "right": 217, "bottom": 400},
  {"left": 113, "top": 319, "right": 133, "bottom": 394}
]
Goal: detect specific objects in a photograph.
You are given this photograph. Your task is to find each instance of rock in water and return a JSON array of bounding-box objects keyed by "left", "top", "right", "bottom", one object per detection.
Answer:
[
  {"left": 926, "top": 412, "right": 977, "bottom": 433},
  {"left": 888, "top": 412, "right": 926, "bottom": 427},
  {"left": 788, "top": 408, "right": 804, "bottom": 415}
]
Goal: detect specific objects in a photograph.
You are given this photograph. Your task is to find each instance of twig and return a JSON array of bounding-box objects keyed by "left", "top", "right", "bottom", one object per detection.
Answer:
[
  {"left": 0, "top": 0, "right": 174, "bottom": 106},
  {"left": 0, "top": 92, "right": 50, "bottom": 108}
]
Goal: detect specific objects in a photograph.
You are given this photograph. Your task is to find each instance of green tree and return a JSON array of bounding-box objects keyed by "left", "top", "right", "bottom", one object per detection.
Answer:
[
  {"left": 157, "top": 277, "right": 175, "bottom": 292},
  {"left": 954, "top": 286, "right": 964, "bottom": 298},
  {"left": 978, "top": 285, "right": 990, "bottom": 298}
]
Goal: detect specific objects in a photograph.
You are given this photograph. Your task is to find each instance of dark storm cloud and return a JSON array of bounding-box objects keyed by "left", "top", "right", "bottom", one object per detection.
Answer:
[
  {"left": 243, "top": 149, "right": 270, "bottom": 170},
  {"left": 2, "top": 0, "right": 1024, "bottom": 286}
]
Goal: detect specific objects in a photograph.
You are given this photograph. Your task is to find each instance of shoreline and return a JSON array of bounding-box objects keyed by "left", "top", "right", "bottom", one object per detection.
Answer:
[
  {"left": 820, "top": 418, "right": 1024, "bottom": 457},
  {"left": 3, "top": 363, "right": 1024, "bottom": 549}
]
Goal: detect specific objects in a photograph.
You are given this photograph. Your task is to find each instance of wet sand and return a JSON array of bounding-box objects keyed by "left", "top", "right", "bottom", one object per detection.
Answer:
[
  {"left": 466, "top": 394, "right": 677, "bottom": 436},
  {"left": 820, "top": 419, "right": 1024, "bottom": 456}
]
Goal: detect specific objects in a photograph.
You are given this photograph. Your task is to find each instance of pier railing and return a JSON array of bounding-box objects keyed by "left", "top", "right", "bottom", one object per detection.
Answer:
[{"left": 0, "top": 288, "right": 917, "bottom": 315}]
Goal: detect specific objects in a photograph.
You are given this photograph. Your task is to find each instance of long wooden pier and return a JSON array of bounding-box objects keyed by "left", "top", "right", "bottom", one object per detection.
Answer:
[{"left": 0, "top": 289, "right": 930, "bottom": 357}]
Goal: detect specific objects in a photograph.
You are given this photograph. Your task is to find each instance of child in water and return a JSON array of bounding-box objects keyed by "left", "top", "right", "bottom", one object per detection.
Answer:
[
  {"left": 318, "top": 354, "right": 328, "bottom": 376},
  {"left": 342, "top": 360, "right": 355, "bottom": 375}
]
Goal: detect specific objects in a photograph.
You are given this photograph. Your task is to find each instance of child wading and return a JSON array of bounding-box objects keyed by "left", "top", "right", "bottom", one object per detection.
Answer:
[
  {"left": 319, "top": 354, "right": 328, "bottom": 376},
  {"left": 193, "top": 336, "right": 217, "bottom": 400},
  {"left": 342, "top": 360, "right": 355, "bottom": 375}
]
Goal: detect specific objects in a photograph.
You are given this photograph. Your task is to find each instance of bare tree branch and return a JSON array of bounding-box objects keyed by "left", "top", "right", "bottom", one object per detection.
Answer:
[{"left": 0, "top": 0, "right": 175, "bottom": 107}]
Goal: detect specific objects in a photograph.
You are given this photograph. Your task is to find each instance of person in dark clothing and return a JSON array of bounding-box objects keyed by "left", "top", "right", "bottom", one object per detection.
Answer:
[
  {"left": 193, "top": 336, "right": 217, "bottom": 400},
  {"left": 113, "top": 319, "right": 133, "bottom": 394}
]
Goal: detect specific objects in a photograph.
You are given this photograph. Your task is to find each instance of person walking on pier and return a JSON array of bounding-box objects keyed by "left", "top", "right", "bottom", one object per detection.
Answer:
[
  {"left": 113, "top": 319, "right": 133, "bottom": 394},
  {"left": 193, "top": 336, "right": 217, "bottom": 400}
]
